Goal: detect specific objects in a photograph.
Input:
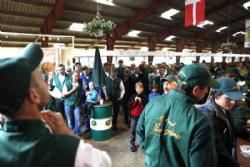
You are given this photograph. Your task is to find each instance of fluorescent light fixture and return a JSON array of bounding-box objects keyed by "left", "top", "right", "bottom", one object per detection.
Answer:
[
  {"left": 53, "top": 43, "right": 65, "bottom": 48},
  {"left": 140, "top": 47, "right": 148, "bottom": 51},
  {"left": 69, "top": 23, "right": 86, "bottom": 32},
  {"left": 160, "top": 8, "right": 180, "bottom": 20},
  {"left": 127, "top": 30, "right": 141, "bottom": 37},
  {"left": 232, "top": 31, "right": 246, "bottom": 37},
  {"left": 215, "top": 26, "right": 228, "bottom": 32},
  {"left": 165, "top": 35, "right": 176, "bottom": 41},
  {"left": 197, "top": 20, "right": 214, "bottom": 28},
  {"left": 162, "top": 48, "right": 170, "bottom": 51},
  {"left": 243, "top": 1, "right": 250, "bottom": 10},
  {"left": 182, "top": 49, "right": 193, "bottom": 53},
  {"left": 95, "top": 0, "right": 116, "bottom": 6}
]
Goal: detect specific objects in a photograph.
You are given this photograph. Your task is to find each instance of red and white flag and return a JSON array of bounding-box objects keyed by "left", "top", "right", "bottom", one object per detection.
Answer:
[{"left": 185, "top": 0, "right": 205, "bottom": 27}]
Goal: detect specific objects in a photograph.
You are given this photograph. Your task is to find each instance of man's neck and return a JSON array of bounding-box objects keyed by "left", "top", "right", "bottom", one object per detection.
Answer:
[{"left": 7, "top": 105, "right": 42, "bottom": 121}]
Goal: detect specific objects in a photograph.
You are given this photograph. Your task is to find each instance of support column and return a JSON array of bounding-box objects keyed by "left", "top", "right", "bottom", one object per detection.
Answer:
[
  {"left": 245, "top": 48, "right": 250, "bottom": 62},
  {"left": 196, "top": 42, "right": 203, "bottom": 63},
  {"left": 211, "top": 43, "right": 219, "bottom": 64},
  {"left": 41, "top": 37, "right": 49, "bottom": 47},
  {"left": 106, "top": 34, "right": 115, "bottom": 64},
  {"left": 176, "top": 39, "right": 185, "bottom": 64},
  {"left": 238, "top": 42, "right": 245, "bottom": 62},
  {"left": 148, "top": 36, "right": 157, "bottom": 64}
]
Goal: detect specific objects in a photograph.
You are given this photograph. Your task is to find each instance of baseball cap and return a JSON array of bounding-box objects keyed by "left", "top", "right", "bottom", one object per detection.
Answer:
[
  {"left": 214, "top": 77, "right": 246, "bottom": 100},
  {"left": 177, "top": 64, "right": 220, "bottom": 89},
  {"left": 161, "top": 75, "right": 177, "bottom": 83},
  {"left": 0, "top": 43, "right": 43, "bottom": 114}
]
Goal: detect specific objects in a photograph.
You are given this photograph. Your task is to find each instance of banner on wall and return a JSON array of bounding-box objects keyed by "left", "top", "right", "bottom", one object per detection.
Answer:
[
  {"left": 185, "top": 0, "right": 205, "bottom": 27},
  {"left": 245, "top": 20, "right": 250, "bottom": 48}
]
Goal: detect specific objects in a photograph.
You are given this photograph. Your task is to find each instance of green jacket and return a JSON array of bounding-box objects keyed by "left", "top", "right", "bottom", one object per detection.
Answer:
[
  {"left": 231, "top": 104, "right": 250, "bottom": 138},
  {"left": 0, "top": 119, "right": 79, "bottom": 167},
  {"left": 105, "top": 77, "right": 121, "bottom": 100},
  {"left": 64, "top": 79, "right": 82, "bottom": 106},
  {"left": 137, "top": 89, "right": 217, "bottom": 167},
  {"left": 53, "top": 74, "right": 71, "bottom": 92}
]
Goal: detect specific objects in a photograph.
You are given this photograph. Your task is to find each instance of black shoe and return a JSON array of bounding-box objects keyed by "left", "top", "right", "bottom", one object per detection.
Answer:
[
  {"left": 112, "top": 126, "right": 117, "bottom": 131},
  {"left": 130, "top": 146, "right": 137, "bottom": 152},
  {"left": 83, "top": 127, "right": 90, "bottom": 133}
]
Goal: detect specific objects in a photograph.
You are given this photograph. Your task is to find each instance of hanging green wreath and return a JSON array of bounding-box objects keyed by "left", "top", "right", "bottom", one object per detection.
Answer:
[{"left": 129, "top": 56, "right": 135, "bottom": 61}]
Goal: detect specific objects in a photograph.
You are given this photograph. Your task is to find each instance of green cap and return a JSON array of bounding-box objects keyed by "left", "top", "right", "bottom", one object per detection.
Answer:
[
  {"left": 0, "top": 43, "right": 43, "bottom": 114},
  {"left": 161, "top": 75, "right": 177, "bottom": 83},
  {"left": 177, "top": 64, "right": 220, "bottom": 89}
]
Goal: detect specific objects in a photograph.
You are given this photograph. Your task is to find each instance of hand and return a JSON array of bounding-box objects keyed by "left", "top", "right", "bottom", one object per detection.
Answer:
[
  {"left": 138, "top": 97, "right": 142, "bottom": 102},
  {"left": 135, "top": 97, "right": 141, "bottom": 102},
  {"left": 62, "top": 93, "right": 67, "bottom": 97},
  {"left": 41, "top": 111, "right": 76, "bottom": 137}
]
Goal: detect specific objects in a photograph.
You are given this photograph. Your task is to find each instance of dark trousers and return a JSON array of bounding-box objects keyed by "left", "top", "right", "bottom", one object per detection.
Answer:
[
  {"left": 122, "top": 103, "right": 129, "bottom": 125},
  {"left": 82, "top": 102, "right": 96, "bottom": 131},
  {"left": 55, "top": 98, "right": 65, "bottom": 119},
  {"left": 130, "top": 117, "right": 138, "bottom": 147},
  {"left": 111, "top": 99, "right": 121, "bottom": 129}
]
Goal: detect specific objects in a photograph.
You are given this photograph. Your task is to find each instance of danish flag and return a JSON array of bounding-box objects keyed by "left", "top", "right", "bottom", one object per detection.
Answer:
[{"left": 185, "top": 0, "right": 205, "bottom": 27}]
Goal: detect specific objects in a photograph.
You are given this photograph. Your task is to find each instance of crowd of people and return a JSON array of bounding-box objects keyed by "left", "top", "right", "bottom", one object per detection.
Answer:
[{"left": 1, "top": 43, "right": 250, "bottom": 166}]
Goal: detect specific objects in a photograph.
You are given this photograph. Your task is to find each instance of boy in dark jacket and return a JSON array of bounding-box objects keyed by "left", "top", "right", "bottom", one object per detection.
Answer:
[
  {"left": 128, "top": 81, "right": 148, "bottom": 152},
  {"left": 198, "top": 77, "right": 245, "bottom": 167}
]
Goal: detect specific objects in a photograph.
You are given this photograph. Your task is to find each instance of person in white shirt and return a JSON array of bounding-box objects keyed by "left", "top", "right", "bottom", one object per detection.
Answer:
[{"left": 105, "top": 68, "right": 125, "bottom": 131}]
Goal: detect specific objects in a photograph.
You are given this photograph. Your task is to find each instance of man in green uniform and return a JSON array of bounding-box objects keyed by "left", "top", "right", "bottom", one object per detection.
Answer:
[
  {"left": 137, "top": 64, "right": 219, "bottom": 167},
  {"left": 0, "top": 43, "right": 111, "bottom": 167}
]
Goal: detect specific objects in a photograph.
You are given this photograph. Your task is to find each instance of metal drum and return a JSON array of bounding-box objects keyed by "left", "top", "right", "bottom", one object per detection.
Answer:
[{"left": 90, "top": 101, "right": 112, "bottom": 141}]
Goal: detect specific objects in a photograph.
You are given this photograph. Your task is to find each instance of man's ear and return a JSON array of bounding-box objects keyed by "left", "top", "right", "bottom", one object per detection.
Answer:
[
  {"left": 27, "top": 88, "right": 41, "bottom": 104},
  {"left": 192, "top": 85, "right": 201, "bottom": 97}
]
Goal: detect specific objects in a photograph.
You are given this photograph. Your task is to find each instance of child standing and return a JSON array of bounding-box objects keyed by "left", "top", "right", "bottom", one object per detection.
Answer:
[
  {"left": 148, "top": 84, "right": 160, "bottom": 101},
  {"left": 128, "top": 82, "right": 148, "bottom": 152}
]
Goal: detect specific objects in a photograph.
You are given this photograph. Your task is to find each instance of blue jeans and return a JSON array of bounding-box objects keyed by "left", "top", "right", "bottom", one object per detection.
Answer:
[{"left": 64, "top": 104, "right": 81, "bottom": 136}]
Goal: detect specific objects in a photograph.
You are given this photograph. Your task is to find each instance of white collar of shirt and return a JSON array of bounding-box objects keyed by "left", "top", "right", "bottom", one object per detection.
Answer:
[{"left": 59, "top": 74, "right": 65, "bottom": 84}]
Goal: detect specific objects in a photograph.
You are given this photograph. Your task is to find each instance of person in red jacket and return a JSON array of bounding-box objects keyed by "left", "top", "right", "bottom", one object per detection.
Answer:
[{"left": 128, "top": 81, "right": 148, "bottom": 152}]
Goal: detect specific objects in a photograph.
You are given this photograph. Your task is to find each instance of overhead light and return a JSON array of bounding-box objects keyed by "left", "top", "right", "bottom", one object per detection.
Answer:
[
  {"left": 182, "top": 49, "right": 193, "bottom": 53},
  {"left": 243, "top": 1, "right": 250, "bottom": 10},
  {"left": 162, "top": 48, "right": 170, "bottom": 51},
  {"left": 233, "top": 31, "right": 246, "bottom": 37},
  {"left": 160, "top": 8, "right": 180, "bottom": 20},
  {"left": 197, "top": 20, "right": 214, "bottom": 28},
  {"left": 140, "top": 47, "right": 148, "bottom": 51},
  {"left": 165, "top": 35, "right": 176, "bottom": 41},
  {"left": 69, "top": 23, "right": 86, "bottom": 32},
  {"left": 95, "top": 0, "right": 116, "bottom": 6},
  {"left": 215, "top": 26, "right": 228, "bottom": 33},
  {"left": 127, "top": 30, "right": 141, "bottom": 37},
  {"left": 53, "top": 43, "right": 65, "bottom": 48}
]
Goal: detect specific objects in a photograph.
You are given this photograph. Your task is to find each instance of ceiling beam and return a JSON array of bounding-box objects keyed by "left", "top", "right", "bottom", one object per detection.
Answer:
[
  {"left": 197, "top": 12, "right": 249, "bottom": 39},
  {"left": 40, "top": 0, "right": 67, "bottom": 46},
  {"left": 110, "top": 0, "right": 166, "bottom": 40},
  {"left": 147, "top": 0, "right": 242, "bottom": 46},
  {"left": 41, "top": 0, "right": 67, "bottom": 34}
]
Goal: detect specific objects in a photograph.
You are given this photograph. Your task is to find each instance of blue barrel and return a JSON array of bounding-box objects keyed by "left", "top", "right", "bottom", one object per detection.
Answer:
[{"left": 90, "top": 101, "right": 112, "bottom": 141}]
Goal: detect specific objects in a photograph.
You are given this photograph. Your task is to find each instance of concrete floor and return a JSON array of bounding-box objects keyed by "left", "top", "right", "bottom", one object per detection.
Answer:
[{"left": 83, "top": 116, "right": 145, "bottom": 167}]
